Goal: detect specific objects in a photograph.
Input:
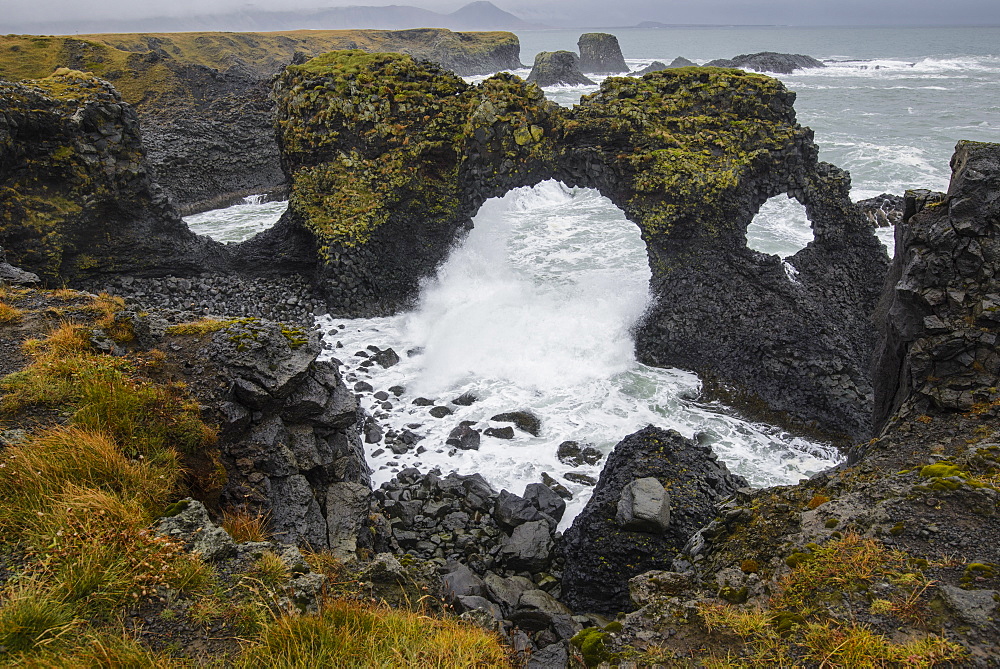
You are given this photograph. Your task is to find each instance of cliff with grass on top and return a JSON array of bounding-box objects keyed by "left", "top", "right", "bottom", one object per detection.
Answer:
[{"left": 0, "top": 29, "right": 522, "bottom": 213}]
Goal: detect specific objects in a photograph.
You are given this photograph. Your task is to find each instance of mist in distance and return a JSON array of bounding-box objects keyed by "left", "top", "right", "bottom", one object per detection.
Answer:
[{"left": 3, "top": 0, "right": 999, "bottom": 34}]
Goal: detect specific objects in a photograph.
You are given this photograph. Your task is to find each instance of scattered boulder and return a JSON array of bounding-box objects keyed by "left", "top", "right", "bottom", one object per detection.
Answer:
[
  {"left": 541, "top": 473, "right": 573, "bottom": 500},
  {"left": 447, "top": 424, "right": 481, "bottom": 450},
  {"left": 705, "top": 51, "right": 825, "bottom": 74},
  {"left": 556, "top": 440, "right": 603, "bottom": 466},
  {"left": 577, "top": 33, "right": 628, "bottom": 74},
  {"left": 565, "top": 472, "right": 596, "bottom": 486},
  {"left": 501, "top": 520, "right": 554, "bottom": 572},
  {"left": 491, "top": 411, "right": 541, "bottom": 436},
  {"left": 155, "top": 499, "right": 236, "bottom": 561},
  {"left": 430, "top": 405, "right": 454, "bottom": 418},
  {"left": 485, "top": 426, "right": 515, "bottom": 439},
  {"left": 616, "top": 477, "right": 671, "bottom": 532},
  {"left": 0, "top": 246, "right": 40, "bottom": 285},
  {"left": 372, "top": 347, "right": 401, "bottom": 368},
  {"left": 523, "top": 483, "right": 566, "bottom": 523},
  {"left": 452, "top": 391, "right": 478, "bottom": 406},
  {"left": 526, "top": 51, "right": 594, "bottom": 87},
  {"left": 559, "top": 426, "right": 746, "bottom": 614}
]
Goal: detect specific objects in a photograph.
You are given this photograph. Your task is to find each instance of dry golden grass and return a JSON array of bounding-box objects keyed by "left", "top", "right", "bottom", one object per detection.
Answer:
[
  {"left": 0, "top": 300, "right": 23, "bottom": 324},
  {"left": 221, "top": 507, "right": 272, "bottom": 543},
  {"left": 238, "top": 599, "right": 511, "bottom": 668}
]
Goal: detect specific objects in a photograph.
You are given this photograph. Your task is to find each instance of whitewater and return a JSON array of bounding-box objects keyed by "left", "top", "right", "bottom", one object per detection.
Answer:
[{"left": 186, "top": 26, "right": 1000, "bottom": 523}]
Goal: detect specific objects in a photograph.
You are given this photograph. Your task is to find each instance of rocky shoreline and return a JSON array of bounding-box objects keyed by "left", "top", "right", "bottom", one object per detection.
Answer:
[{"left": 2, "top": 32, "right": 1000, "bottom": 666}]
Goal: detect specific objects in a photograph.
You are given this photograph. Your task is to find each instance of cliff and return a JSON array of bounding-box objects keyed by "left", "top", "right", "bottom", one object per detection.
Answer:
[{"left": 0, "top": 30, "right": 522, "bottom": 212}]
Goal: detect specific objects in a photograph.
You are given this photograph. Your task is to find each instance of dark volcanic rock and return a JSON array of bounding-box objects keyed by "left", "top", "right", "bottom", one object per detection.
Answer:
[
  {"left": 872, "top": 141, "right": 1000, "bottom": 430},
  {"left": 272, "top": 54, "right": 888, "bottom": 439},
  {"left": 857, "top": 192, "right": 904, "bottom": 228},
  {"left": 577, "top": 33, "right": 629, "bottom": 74},
  {"left": 526, "top": 50, "right": 595, "bottom": 86},
  {"left": 556, "top": 440, "right": 603, "bottom": 466},
  {"left": 447, "top": 424, "right": 481, "bottom": 450},
  {"left": 634, "top": 57, "right": 696, "bottom": 76},
  {"left": 560, "top": 426, "right": 746, "bottom": 615},
  {"left": 705, "top": 51, "right": 825, "bottom": 74},
  {"left": 491, "top": 411, "right": 541, "bottom": 436},
  {"left": 0, "top": 246, "right": 39, "bottom": 285}
]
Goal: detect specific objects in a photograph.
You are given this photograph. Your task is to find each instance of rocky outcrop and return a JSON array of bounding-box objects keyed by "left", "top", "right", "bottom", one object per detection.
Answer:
[
  {"left": 559, "top": 427, "right": 746, "bottom": 615},
  {"left": 872, "top": 140, "right": 1000, "bottom": 432},
  {"left": 577, "top": 33, "right": 628, "bottom": 74},
  {"left": 0, "top": 71, "right": 225, "bottom": 282},
  {"left": 268, "top": 52, "right": 887, "bottom": 439},
  {"left": 153, "top": 316, "right": 371, "bottom": 551},
  {"left": 0, "top": 245, "right": 39, "bottom": 285},
  {"left": 633, "top": 57, "right": 695, "bottom": 76},
  {"left": 706, "top": 52, "right": 825, "bottom": 74},
  {"left": 0, "top": 30, "right": 523, "bottom": 213},
  {"left": 526, "top": 50, "right": 595, "bottom": 86},
  {"left": 857, "top": 192, "right": 904, "bottom": 228}
]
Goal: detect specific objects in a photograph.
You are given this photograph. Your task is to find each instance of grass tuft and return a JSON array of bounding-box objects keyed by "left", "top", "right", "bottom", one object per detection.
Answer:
[
  {"left": 0, "top": 300, "right": 24, "bottom": 324},
  {"left": 221, "top": 506, "right": 272, "bottom": 543}
]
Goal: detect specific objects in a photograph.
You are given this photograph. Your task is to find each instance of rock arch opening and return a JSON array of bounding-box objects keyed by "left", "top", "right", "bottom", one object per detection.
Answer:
[
  {"left": 745, "top": 194, "right": 814, "bottom": 260},
  {"left": 183, "top": 196, "right": 289, "bottom": 244}
]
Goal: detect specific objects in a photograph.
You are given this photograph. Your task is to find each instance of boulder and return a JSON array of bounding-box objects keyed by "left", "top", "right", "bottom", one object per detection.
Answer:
[
  {"left": 325, "top": 482, "right": 371, "bottom": 560},
  {"left": 635, "top": 56, "right": 696, "bottom": 75},
  {"left": 856, "top": 193, "right": 904, "bottom": 228},
  {"left": 491, "top": 411, "right": 541, "bottom": 436},
  {"left": 559, "top": 426, "right": 746, "bottom": 614},
  {"left": 441, "top": 560, "right": 488, "bottom": 601},
  {"left": 501, "top": 520, "right": 554, "bottom": 572},
  {"left": 577, "top": 33, "right": 629, "bottom": 74},
  {"left": 705, "top": 51, "right": 825, "bottom": 74},
  {"left": 495, "top": 489, "right": 547, "bottom": 530},
  {"left": 523, "top": 482, "right": 566, "bottom": 523},
  {"left": 446, "top": 424, "right": 481, "bottom": 450},
  {"left": 511, "top": 589, "right": 574, "bottom": 631},
  {"left": 556, "top": 440, "right": 602, "bottom": 466},
  {"left": 155, "top": 499, "right": 236, "bottom": 561},
  {"left": 526, "top": 51, "right": 594, "bottom": 87},
  {"left": 616, "top": 477, "right": 671, "bottom": 532}
]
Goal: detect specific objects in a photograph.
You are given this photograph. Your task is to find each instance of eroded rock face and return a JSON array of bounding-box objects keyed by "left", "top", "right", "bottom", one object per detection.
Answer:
[
  {"left": 559, "top": 426, "right": 746, "bottom": 615},
  {"left": 0, "top": 71, "right": 223, "bottom": 282},
  {"left": 577, "top": 33, "right": 628, "bottom": 74},
  {"left": 872, "top": 140, "right": 1000, "bottom": 431},
  {"left": 526, "top": 50, "right": 594, "bottom": 86},
  {"left": 270, "top": 52, "right": 888, "bottom": 438}
]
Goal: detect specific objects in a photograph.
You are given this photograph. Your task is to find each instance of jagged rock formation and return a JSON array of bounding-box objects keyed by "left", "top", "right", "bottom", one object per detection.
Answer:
[
  {"left": 602, "top": 144, "right": 1000, "bottom": 663},
  {"left": 873, "top": 141, "right": 1000, "bottom": 431},
  {"left": 1, "top": 51, "right": 889, "bottom": 439},
  {"left": 559, "top": 427, "right": 746, "bottom": 615},
  {"left": 706, "top": 52, "right": 825, "bottom": 74},
  {"left": 0, "top": 30, "right": 522, "bottom": 213},
  {"left": 526, "top": 50, "right": 595, "bottom": 86},
  {"left": 0, "top": 71, "right": 224, "bottom": 281},
  {"left": 577, "top": 33, "right": 629, "bottom": 74},
  {"left": 857, "top": 192, "right": 904, "bottom": 228},
  {"left": 156, "top": 316, "right": 371, "bottom": 551},
  {"left": 269, "top": 52, "right": 888, "bottom": 439}
]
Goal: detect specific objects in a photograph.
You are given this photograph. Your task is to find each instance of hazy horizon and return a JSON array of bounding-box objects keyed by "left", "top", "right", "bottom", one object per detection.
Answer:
[{"left": 3, "top": 0, "right": 999, "bottom": 32}]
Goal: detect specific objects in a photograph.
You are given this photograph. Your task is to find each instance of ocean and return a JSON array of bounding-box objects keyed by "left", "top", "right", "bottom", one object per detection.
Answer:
[{"left": 185, "top": 26, "right": 1000, "bottom": 524}]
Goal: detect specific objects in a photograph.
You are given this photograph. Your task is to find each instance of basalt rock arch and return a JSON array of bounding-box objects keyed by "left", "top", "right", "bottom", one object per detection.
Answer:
[{"left": 265, "top": 51, "right": 889, "bottom": 440}]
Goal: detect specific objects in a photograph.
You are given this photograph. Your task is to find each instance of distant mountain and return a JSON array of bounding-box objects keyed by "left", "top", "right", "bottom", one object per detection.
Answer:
[{"left": 1, "top": 1, "right": 546, "bottom": 36}]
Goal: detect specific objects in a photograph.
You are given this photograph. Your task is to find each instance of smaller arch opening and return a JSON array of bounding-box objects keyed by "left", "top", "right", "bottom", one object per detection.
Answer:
[{"left": 745, "top": 194, "right": 814, "bottom": 260}]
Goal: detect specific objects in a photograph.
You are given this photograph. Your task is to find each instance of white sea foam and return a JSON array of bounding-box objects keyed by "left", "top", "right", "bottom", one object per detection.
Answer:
[
  {"left": 318, "top": 182, "right": 841, "bottom": 526},
  {"left": 184, "top": 199, "right": 287, "bottom": 243}
]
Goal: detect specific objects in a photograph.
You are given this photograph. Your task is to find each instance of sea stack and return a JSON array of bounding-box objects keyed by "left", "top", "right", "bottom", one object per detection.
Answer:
[
  {"left": 526, "top": 50, "right": 595, "bottom": 86},
  {"left": 577, "top": 32, "right": 629, "bottom": 74}
]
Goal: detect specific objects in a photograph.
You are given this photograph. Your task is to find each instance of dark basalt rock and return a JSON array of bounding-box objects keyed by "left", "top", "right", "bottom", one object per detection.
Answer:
[
  {"left": 0, "top": 245, "right": 39, "bottom": 285},
  {"left": 491, "top": 410, "right": 542, "bottom": 436},
  {"left": 577, "top": 33, "right": 629, "bottom": 74},
  {"left": 559, "top": 426, "right": 746, "bottom": 615},
  {"left": 526, "top": 50, "right": 595, "bottom": 87},
  {"left": 705, "top": 51, "right": 825, "bottom": 74},
  {"left": 633, "top": 57, "right": 695, "bottom": 76},
  {"left": 872, "top": 140, "right": 1000, "bottom": 431},
  {"left": 857, "top": 192, "right": 904, "bottom": 228}
]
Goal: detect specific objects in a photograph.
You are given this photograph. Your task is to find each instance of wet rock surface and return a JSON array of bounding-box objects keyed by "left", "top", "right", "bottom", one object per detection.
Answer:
[{"left": 560, "top": 426, "right": 746, "bottom": 614}]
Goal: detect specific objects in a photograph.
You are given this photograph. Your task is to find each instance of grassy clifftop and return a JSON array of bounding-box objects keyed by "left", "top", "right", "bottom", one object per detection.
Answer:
[{"left": 0, "top": 29, "right": 520, "bottom": 112}]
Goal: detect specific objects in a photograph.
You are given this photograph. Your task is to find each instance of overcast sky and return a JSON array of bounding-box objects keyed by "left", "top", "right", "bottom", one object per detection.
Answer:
[{"left": 4, "top": 0, "right": 999, "bottom": 27}]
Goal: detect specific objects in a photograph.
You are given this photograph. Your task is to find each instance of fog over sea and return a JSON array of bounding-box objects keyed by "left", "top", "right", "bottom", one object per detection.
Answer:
[{"left": 185, "top": 26, "right": 1000, "bottom": 524}]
